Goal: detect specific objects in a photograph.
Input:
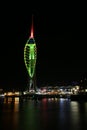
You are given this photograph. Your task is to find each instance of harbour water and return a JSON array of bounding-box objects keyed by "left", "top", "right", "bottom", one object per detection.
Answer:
[{"left": 0, "top": 97, "right": 87, "bottom": 130}]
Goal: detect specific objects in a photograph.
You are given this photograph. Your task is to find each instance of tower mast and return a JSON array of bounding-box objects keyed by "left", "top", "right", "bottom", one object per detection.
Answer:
[{"left": 30, "top": 15, "right": 34, "bottom": 38}]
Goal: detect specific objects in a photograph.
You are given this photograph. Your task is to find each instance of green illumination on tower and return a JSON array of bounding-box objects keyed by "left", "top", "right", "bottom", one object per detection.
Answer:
[{"left": 24, "top": 17, "right": 37, "bottom": 91}]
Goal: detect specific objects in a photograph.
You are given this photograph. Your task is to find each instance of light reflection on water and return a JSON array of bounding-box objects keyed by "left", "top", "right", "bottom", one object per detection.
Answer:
[{"left": 0, "top": 98, "right": 87, "bottom": 130}]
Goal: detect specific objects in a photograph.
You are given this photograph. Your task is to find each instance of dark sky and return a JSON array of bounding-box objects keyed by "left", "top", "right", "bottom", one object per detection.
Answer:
[{"left": 0, "top": 1, "right": 87, "bottom": 89}]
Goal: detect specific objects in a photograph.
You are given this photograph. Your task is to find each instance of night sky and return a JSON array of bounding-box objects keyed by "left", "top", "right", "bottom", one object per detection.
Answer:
[{"left": 0, "top": 1, "right": 87, "bottom": 90}]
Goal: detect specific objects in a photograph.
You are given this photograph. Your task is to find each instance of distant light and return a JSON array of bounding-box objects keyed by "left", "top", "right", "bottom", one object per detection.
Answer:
[
  {"left": 23, "top": 92, "right": 27, "bottom": 95},
  {"left": 85, "top": 89, "right": 87, "bottom": 92},
  {"left": 75, "top": 85, "right": 80, "bottom": 90},
  {"left": 0, "top": 94, "right": 4, "bottom": 97}
]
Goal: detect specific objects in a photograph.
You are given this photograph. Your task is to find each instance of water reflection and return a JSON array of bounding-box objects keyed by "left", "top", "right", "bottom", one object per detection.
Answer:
[{"left": 0, "top": 98, "right": 87, "bottom": 130}]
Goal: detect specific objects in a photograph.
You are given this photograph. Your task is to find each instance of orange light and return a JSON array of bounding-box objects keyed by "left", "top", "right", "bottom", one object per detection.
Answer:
[{"left": 30, "top": 15, "right": 34, "bottom": 38}]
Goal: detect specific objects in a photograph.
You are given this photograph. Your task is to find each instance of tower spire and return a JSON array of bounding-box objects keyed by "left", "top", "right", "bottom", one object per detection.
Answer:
[{"left": 30, "top": 15, "right": 34, "bottom": 38}]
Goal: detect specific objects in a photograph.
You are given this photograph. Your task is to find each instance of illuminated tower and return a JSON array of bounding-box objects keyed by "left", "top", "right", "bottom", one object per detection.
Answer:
[{"left": 24, "top": 17, "right": 37, "bottom": 92}]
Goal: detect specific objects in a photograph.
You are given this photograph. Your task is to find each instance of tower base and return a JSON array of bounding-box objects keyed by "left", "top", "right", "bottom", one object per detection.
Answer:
[{"left": 28, "top": 78, "right": 36, "bottom": 92}]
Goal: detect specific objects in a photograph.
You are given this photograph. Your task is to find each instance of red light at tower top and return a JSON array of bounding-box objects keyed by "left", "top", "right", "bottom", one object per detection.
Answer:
[{"left": 30, "top": 15, "right": 34, "bottom": 38}]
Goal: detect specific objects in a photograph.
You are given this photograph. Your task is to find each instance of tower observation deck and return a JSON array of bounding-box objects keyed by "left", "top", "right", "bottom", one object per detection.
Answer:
[{"left": 24, "top": 17, "right": 37, "bottom": 92}]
